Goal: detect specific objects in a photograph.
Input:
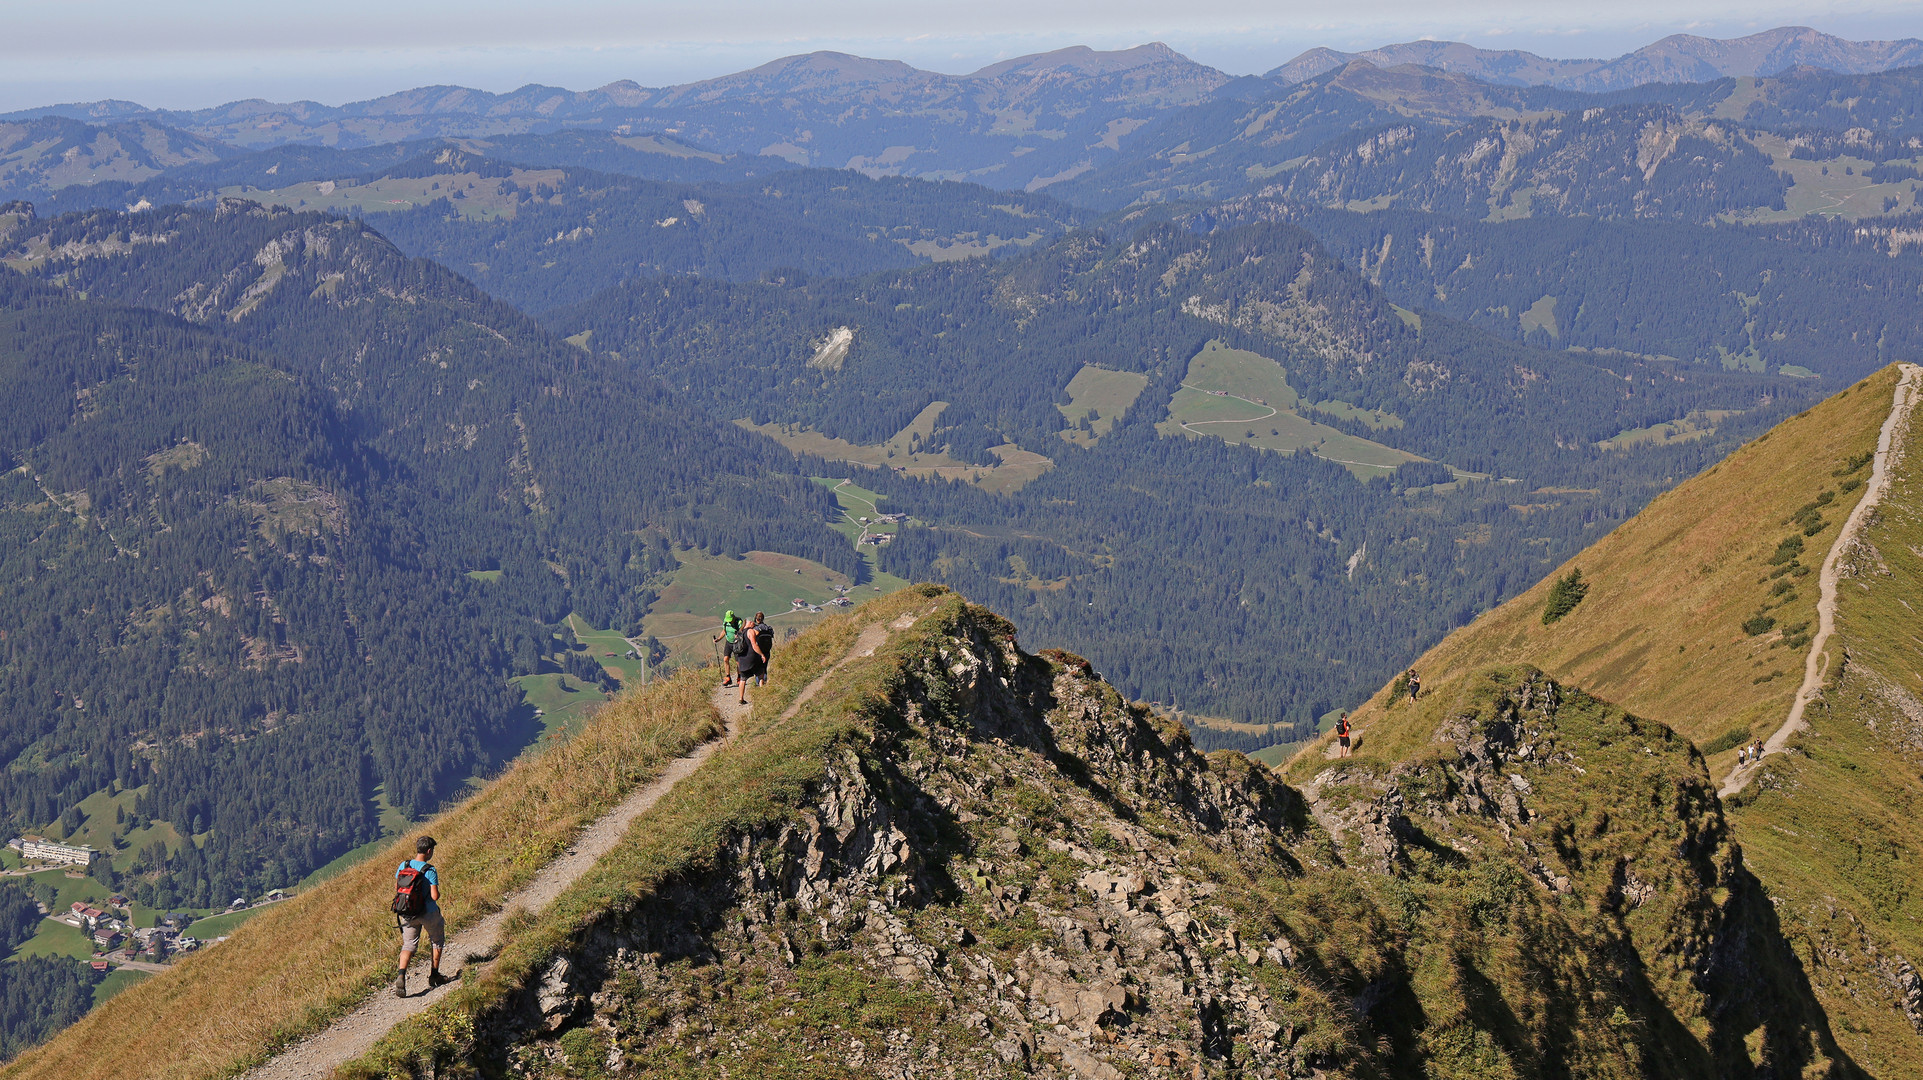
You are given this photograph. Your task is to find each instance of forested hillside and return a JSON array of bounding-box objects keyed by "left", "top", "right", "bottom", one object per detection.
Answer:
[
  {"left": 368, "top": 158, "right": 1081, "bottom": 312},
  {"left": 1296, "top": 207, "right": 1923, "bottom": 378},
  {"left": 553, "top": 218, "right": 1801, "bottom": 730},
  {"left": 27, "top": 129, "right": 790, "bottom": 214},
  {"left": 0, "top": 200, "right": 855, "bottom": 910},
  {"left": 28, "top": 149, "right": 1081, "bottom": 313},
  {"left": 1272, "top": 107, "right": 1791, "bottom": 222}
]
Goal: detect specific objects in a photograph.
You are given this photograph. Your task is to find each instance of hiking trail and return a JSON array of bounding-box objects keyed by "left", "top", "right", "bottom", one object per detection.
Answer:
[
  {"left": 1720, "top": 362, "right": 1922, "bottom": 798},
  {"left": 243, "top": 614, "right": 907, "bottom": 1079}
]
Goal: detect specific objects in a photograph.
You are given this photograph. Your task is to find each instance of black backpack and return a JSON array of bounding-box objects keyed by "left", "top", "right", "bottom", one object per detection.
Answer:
[
  {"left": 754, "top": 623, "right": 774, "bottom": 659},
  {"left": 392, "top": 863, "right": 433, "bottom": 918}
]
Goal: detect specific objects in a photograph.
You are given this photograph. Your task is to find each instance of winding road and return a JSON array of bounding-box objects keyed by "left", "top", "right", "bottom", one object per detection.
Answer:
[{"left": 1720, "top": 362, "right": 1923, "bottom": 798}]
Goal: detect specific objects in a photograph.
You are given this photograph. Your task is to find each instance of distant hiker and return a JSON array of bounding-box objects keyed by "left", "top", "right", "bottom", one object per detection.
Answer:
[
  {"left": 1406, "top": 670, "right": 1421, "bottom": 702},
  {"left": 1752, "top": 742, "right": 1765, "bottom": 763},
  {"left": 1738, "top": 745, "right": 1748, "bottom": 765},
  {"left": 1336, "top": 712, "right": 1353, "bottom": 758},
  {"left": 714, "top": 610, "right": 744, "bottom": 687},
  {"left": 393, "top": 836, "right": 449, "bottom": 998},
  {"left": 734, "top": 612, "right": 772, "bottom": 705}
]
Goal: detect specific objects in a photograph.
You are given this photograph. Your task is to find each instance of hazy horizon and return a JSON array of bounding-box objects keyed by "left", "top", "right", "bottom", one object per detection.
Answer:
[{"left": 5, "top": 1, "right": 1923, "bottom": 113}]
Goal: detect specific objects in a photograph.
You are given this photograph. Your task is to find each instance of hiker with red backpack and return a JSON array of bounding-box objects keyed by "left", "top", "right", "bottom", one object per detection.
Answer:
[{"left": 393, "top": 836, "right": 450, "bottom": 997}]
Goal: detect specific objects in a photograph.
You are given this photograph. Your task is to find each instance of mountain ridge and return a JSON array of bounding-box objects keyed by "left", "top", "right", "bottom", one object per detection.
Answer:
[{"left": 1271, "top": 25, "right": 1923, "bottom": 91}]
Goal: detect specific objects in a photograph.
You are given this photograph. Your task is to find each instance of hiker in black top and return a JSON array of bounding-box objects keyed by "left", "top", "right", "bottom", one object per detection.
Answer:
[
  {"left": 1406, "top": 670, "right": 1421, "bottom": 702},
  {"left": 394, "top": 835, "right": 451, "bottom": 997},
  {"left": 734, "top": 612, "right": 771, "bottom": 705}
]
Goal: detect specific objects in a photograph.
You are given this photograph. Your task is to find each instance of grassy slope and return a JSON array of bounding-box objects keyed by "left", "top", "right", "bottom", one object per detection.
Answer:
[
  {"left": 1290, "top": 364, "right": 1923, "bottom": 1069},
  {"left": 741, "top": 406, "right": 1053, "bottom": 494},
  {"left": 1726, "top": 386, "right": 1923, "bottom": 1074},
  {"left": 1304, "top": 365, "right": 1900, "bottom": 786},
  {"left": 336, "top": 586, "right": 950, "bottom": 1077},
  {"left": 2, "top": 668, "right": 721, "bottom": 1080},
  {"left": 1056, "top": 364, "right": 1149, "bottom": 446},
  {"left": 340, "top": 591, "right": 1852, "bottom": 1077},
  {"left": 1158, "top": 340, "right": 1418, "bottom": 476}
]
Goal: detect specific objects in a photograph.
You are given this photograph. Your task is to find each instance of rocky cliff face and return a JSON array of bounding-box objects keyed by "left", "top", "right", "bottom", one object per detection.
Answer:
[{"left": 469, "top": 600, "right": 1853, "bottom": 1079}]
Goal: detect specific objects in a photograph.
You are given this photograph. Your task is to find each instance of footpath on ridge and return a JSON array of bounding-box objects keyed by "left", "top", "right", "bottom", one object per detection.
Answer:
[
  {"left": 245, "top": 615, "right": 904, "bottom": 1080},
  {"left": 1720, "top": 362, "right": 1923, "bottom": 798}
]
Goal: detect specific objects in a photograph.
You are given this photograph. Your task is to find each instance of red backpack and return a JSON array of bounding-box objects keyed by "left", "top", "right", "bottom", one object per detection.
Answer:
[{"left": 391, "top": 863, "right": 433, "bottom": 918}]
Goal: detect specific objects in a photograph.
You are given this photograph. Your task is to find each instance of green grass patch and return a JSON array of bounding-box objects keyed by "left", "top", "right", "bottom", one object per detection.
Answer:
[
  {"left": 184, "top": 907, "right": 266, "bottom": 940},
  {"left": 1518, "top": 295, "right": 1559, "bottom": 338},
  {"left": 13, "top": 919, "right": 95, "bottom": 962},
  {"left": 1598, "top": 410, "right": 1739, "bottom": 450},
  {"left": 510, "top": 673, "right": 608, "bottom": 738},
  {"left": 91, "top": 967, "right": 149, "bottom": 1009},
  {"left": 1160, "top": 340, "right": 1420, "bottom": 477},
  {"left": 1057, "top": 364, "right": 1150, "bottom": 445}
]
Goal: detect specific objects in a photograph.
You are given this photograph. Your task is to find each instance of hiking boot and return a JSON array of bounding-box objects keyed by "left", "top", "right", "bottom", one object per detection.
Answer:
[
  {"left": 427, "top": 970, "right": 453, "bottom": 988},
  {"left": 394, "top": 971, "right": 407, "bottom": 998},
  {"left": 722, "top": 678, "right": 734, "bottom": 687}
]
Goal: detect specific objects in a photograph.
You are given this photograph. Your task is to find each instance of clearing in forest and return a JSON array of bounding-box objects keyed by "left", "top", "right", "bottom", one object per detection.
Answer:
[
  {"left": 741, "top": 403, "right": 1053, "bottom": 493},
  {"left": 1158, "top": 341, "right": 1418, "bottom": 477},
  {"left": 1732, "top": 134, "right": 1923, "bottom": 222},
  {"left": 219, "top": 166, "right": 569, "bottom": 222},
  {"left": 1057, "top": 365, "right": 1150, "bottom": 445},
  {"left": 639, "top": 549, "right": 860, "bottom": 668}
]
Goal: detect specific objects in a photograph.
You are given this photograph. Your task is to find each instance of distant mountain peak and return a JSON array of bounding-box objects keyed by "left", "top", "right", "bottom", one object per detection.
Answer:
[{"left": 970, "top": 41, "right": 1200, "bottom": 79}]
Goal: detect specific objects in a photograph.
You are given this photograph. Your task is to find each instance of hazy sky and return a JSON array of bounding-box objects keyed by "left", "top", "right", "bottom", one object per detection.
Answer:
[{"left": 6, "top": 0, "right": 1923, "bottom": 111}]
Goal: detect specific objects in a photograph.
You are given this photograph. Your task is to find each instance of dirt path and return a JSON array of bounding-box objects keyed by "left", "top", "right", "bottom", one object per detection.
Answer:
[
  {"left": 245, "top": 614, "right": 906, "bottom": 1079},
  {"left": 1720, "top": 362, "right": 1923, "bottom": 798}
]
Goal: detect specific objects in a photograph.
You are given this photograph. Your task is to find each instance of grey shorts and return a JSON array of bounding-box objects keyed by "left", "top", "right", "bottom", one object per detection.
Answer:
[{"left": 400, "top": 910, "right": 445, "bottom": 951}]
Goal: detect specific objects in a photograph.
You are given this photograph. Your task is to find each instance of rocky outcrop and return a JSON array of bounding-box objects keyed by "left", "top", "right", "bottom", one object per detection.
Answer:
[{"left": 460, "top": 609, "right": 1854, "bottom": 1080}]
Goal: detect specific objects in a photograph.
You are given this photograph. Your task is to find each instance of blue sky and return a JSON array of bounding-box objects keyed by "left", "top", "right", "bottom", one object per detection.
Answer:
[{"left": 6, "top": 0, "right": 1923, "bottom": 111}]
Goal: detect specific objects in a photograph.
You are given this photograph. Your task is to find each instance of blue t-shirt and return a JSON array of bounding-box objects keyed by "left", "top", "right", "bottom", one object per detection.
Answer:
[{"left": 397, "top": 860, "right": 440, "bottom": 915}]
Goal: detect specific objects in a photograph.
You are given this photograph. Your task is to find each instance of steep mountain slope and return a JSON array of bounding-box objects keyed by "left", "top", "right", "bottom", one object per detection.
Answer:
[
  {"left": 10, "top": 588, "right": 1859, "bottom": 1079},
  {"left": 0, "top": 200, "right": 857, "bottom": 919},
  {"left": 244, "top": 151, "right": 1082, "bottom": 312},
  {"left": 1050, "top": 63, "right": 1586, "bottom": 209},
  {"left": 1269, "top": 106, "right": 1790, "bottom": 224},
  {"left": 1297, "top": 207, "right": 1923, "bottom": 380},
  {"left": 1317, "top": 365, "right": 1923, "bottom": 1069},
  {"left": 1271, "top": 27, "right": 1923, "bottom": 91},
  {"left": 1066, "top": 61, "right": 1923, "bottom": 214},
  {"left": 552, "top": 216, "right": 1800, "bottom": 734}
]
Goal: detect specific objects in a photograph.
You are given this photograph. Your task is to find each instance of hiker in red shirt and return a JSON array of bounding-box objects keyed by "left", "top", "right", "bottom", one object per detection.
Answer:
[{"left": 1337, "top": 712, "right": 1354, "bottom": 758}]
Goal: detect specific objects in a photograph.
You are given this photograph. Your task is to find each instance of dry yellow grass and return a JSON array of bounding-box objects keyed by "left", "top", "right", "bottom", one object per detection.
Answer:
[
  {"left": 1289, "top": 365, "right": 1900, "bottom": 787},
  {"left": 3, "top": 667, "right": 719, "bottom": 1080},
  {"left": 336, "top": 586, "right": 952, "bottom": 1078}
]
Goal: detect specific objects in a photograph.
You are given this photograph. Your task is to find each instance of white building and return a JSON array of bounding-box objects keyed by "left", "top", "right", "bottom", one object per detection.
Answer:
[{"left": 19, "top": 839, "right": 95, "bottom": 867}]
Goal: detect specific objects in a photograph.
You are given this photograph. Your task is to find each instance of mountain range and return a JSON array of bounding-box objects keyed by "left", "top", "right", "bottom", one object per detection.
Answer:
[
  {"left": 2, "top": 19, "right": 1923, "bottom": 1072},
  {"left": 1270, "top": 25, "right": 1923, "bottom": 90}
]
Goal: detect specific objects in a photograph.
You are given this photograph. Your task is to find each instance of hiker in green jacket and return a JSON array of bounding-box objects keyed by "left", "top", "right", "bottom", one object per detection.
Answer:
[{"left": 714, "top": 610, "right": 743, "bottom": 687}]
